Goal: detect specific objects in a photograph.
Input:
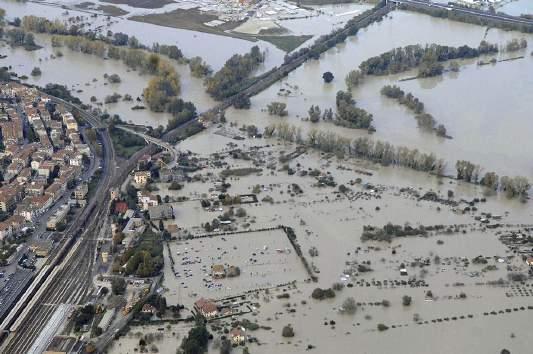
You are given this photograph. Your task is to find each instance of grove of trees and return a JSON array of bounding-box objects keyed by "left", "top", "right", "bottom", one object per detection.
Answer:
[
  {"left": 267, "top": 101, "right": 288, "bottom": 116},
  {"left": 359, "top": 42, "right": 498, "bottom": 76},
  {"left": 205, "top": 46, "right": 264, "bottom": 100}
]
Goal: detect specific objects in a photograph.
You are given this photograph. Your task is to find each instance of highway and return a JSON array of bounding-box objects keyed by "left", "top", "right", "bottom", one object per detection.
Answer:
[
  {"left": 0, "top": 96, "right": 117, "bottom": 354},
  {"left": 391, "top": 0, "right": 533, "bottom": 26}
]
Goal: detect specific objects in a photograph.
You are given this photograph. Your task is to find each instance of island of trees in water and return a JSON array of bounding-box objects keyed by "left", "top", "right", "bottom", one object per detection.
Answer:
[
  {"left": 359, "top": 42, "right": 499, "bottom": 77},
  {"left": 380, "top": 85, "right": 449, "bottom": 138}
]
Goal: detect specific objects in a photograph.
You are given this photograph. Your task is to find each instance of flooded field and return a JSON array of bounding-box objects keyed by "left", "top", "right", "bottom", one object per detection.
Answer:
[
  {"left": 162, "top": 229, "right": 308, "bottom": 306},
  {"left": 0, "top": 0, "right": 285, "bottom": 70},
  {"left": 3, "top": 1, "right": 531, "bottom": 353},
  {"left": 138, "top": 125, "right": 533, "bottom": 353},
  {"left": 224, "top": 10, "right": 533, "bottom": 177},
  {"left": 0, "top": 37, "right": 217, "bottom": 126}
]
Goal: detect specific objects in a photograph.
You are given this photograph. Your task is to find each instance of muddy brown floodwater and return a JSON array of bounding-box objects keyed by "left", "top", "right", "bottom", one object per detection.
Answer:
[
  {"left": 226, "top": 10, "right": 533, "bottom": 177},
  {"left": 131, "top": 126, "right": 533, "bottom": 354}
]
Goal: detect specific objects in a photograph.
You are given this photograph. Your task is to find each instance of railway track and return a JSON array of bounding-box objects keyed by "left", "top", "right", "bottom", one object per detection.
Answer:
[{"left": 1, "top": 209, "right": 105, "bottom": 354}]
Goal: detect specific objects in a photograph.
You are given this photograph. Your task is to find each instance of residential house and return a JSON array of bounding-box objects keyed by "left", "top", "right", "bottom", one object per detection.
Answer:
[
  {"left": 74, "top": 183, "right": 88, "bottom": 200},
  {"left": 38, "top": 161, "right": 57, "bottom": 178},
  {"left": 114, "top": 201, "right": 128, "bottom": 215},
  {"left": 30, "top": 194, "right": 53, "bottom": 216},
  {"left": 122, "top": 217, "right": 145, "bottom": 238},
  {"left": 16, "top": 167, "right": 32, "bottom": 184},
  {"left": 137, "top": 154, "right": 151, "bottom": 170},
  {"left": 229, "top": 327, "right": 246, "bottom": 345},
  {"left": 211, "top": 264, "right": 226, "bottom": 279},
  {"left": 194, "top": 298, "right": 218, "bottom": 319},
  {"left": 25, "top": 181, "right": 46, "bottom": 196},
  {"left": 148, "top": 205, "right": 174, "bottom": 220},
  {"left": 137, "top": 191, "right": 158, "bottom": 211},
  {"left": 141, "top": 304, "right": 156, "bottom": 316},
  {"left": 5, "top": 162, "right": 24, "bottom": 180},
  {"left": 45, "top": 181, "right": 66, "bottom": 203},
  {"left": 134, "top": 170, "right": 151, "bottom": 186}
]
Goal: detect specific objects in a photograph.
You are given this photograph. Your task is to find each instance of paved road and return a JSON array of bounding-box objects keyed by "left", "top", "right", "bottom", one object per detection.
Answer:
[
  {"left": 391, "top": 0, "right": 533, "bottom": 25},
  {"left": 115, "top": 125, "right": 178, "bottom": 165}
]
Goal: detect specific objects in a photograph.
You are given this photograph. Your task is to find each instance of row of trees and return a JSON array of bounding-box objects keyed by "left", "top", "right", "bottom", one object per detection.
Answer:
[
  {"left": 282, "top": 1, "right": 389, "bottom": 64},
  {"left": 5, "top": 28, "right": 38, "bottom": 50},
  {"left": 456, "top": 161, "right": 529, "bottom": 198},
  {"left": 264, "top": 122, "right": 530, "bottom": 198},
  {"left": 381, "top": 85, "right": 448, "bottom": 137},
  {"left": 264, "top": 122, "right": 444, "bottom": 173},
  {"left": 399, "top": 3, "right": 533, "bottom": 34},
  {"left": 205, "top": 46, "right": 264, "bottom": 100},
  {"left": 359, "top": 42, "right": 498, "bottom": 76}
]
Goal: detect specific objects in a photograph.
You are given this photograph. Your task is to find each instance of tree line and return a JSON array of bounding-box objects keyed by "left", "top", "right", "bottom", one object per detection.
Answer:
[
  {"left": 264, "top": 121, "right": 444, "bottom": 173},
  {"left": 283, "top": 1, "right": 390, "bottom": 64},
  {"left": 456, "top": 160, "right": 529, "bottom": 199},
  {"left": 264, "top": 122, "right": 529, "bottom": 199},
  {"left": 359, "top": 42, "right": 498, "bottom": 76},
  {"left": 381, "top": 85, "right": 448, "bottom": 137},
  {"left": 399, "top": 2, "right": 533, "bottom": 34},
  {"left": 205, "top": 46, "right": 264, "bottom": 100}
]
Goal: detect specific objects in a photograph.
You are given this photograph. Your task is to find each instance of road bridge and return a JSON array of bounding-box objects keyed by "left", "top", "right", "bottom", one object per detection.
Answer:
[{"left": 115, "top": 125, "right": 178, "bottom": 165}]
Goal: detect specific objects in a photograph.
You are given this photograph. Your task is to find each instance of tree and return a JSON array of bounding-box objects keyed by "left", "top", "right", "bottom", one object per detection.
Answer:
[
  {"left": 235, "top": 207, "right": 246, "bottom": 217},
  {"left": 345, "top": 69, "right": 364, "bottom": 89},
  {"left": 30, "top": 67, "right": 41, "bottom": 76},
  {"left": 342, "top": 297, "right": 357, "bottom": 314},
  {"left": 188, "top": 56, "right": 211, "bottom": 77},
  {"left": 220, "top": 339, "right": 232, "bottom": 354},
  {"left": 322, "top": 71, "right": 334, "bottom": 83},
  {"left": 281, "top": 325, "right": 294, "bottom": 338},
  {"left": 480, "top": 171, "right": 499, "bottom": 190},
  {"left": 107, "top": 73, "right": 121, "bottom": 83},
  {"left": 111, "top": 276, "right": 126, "bottom": 295},
  {"left": 449, "top": 61, "right": 460, "bottom": 72},
  {"left": 267, "top": 102, "right": 288, "bottom": 116},
  {"left": 205, "top": 46, "right": 264, "bottom": 100},
  {"left": 377, "top": 323, "right": 389, "bottom": 331},
  {"left": 402, "top": 295, "right": 412, "bottom": 306},
  {"left": 308, "top": 105, "right": 321, "bottom": 123},
  {"left": 233, "top": 95, "right": 251, "bottom": 109},
  {"left": 143, "top": 69, "right": 181, "bottom": 112},
  {"left": 23, "top": 32, "right": 36, "bottom": 48},
  {"left": 181, "top": 323, "right": 210, "bottom": 354},
  {"left": 435, "top": 124, "right": 447, "bottom": 137}
]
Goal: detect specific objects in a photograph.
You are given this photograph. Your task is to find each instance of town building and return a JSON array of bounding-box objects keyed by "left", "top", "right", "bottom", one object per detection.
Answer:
[
  {"left": 134, "top": 170, "right": 151, "bottom": 186},
  {"left": 194, "top": 298, "right": 218, "bottom": 319}
]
